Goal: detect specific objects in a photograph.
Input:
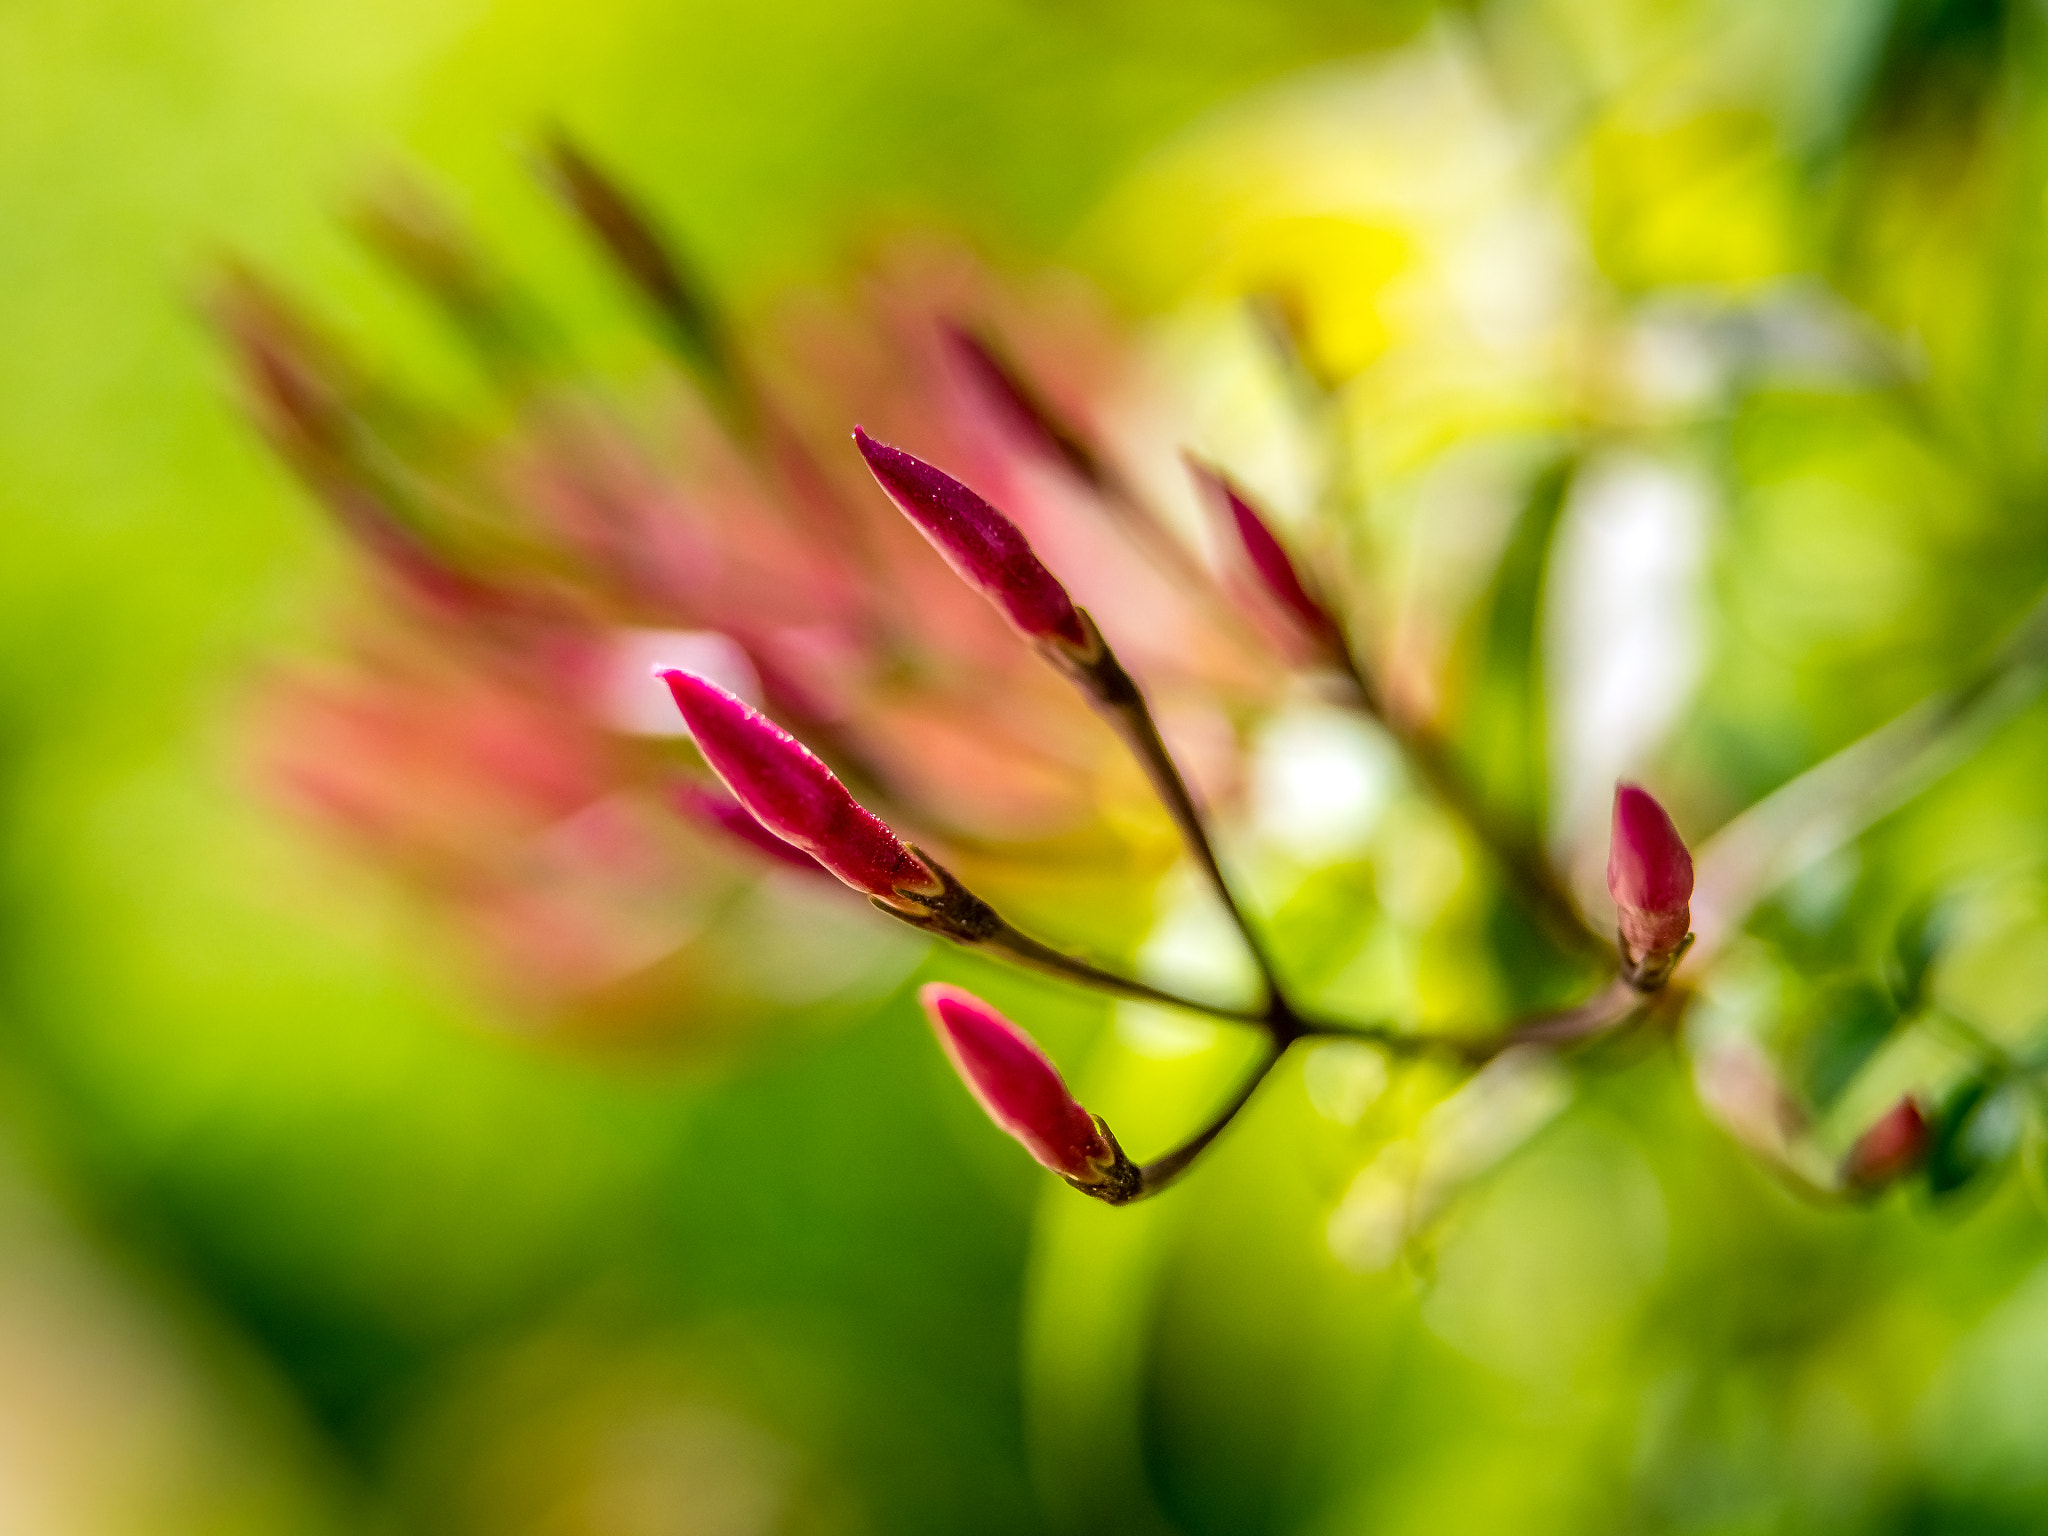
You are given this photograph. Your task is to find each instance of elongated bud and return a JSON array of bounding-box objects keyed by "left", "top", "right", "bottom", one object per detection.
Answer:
[
  {"left": 1188, "top": 461, "right": 1339, "bottom": 649},
  {"left": 942, "top": 324, "right": 1105, "bottom": 489},
  {"left": 920, "top": 983, "right": 1133, "bottom": 1192},
  {"left": 542, "top": 132, "right": 729, "bottom": 385},
  {"left": 852, "top": 427, "right": 1091, "bottom": 655},
  {"left": 659, "top": 670, "right": 940, "bottom": 905},
  {"left": 353, "top": 184, "right": 537, "bottom": 374},
  {"left": 670, "top": 779, "right": 830, "bottom": 877},
  {"left": 1607, "top": 783, "right": 1694, "bottom": 969},
  {"left": 211, "top": 269, "right": 512, "bottom": 617},
  {"left": 1844, "top": 1096, "right": 1930, "bottom": 1189}
]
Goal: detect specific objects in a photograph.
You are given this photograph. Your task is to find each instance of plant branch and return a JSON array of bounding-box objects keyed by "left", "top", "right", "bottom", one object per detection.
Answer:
[
  {"left": 1126, "top": 1042, "right": 1288, "bottom": 1201},
  {"left": 885, "top": 841, "right": 1666, "bottom": 1071},
  {"left": 1090, "top": 972, "right": 1655, "bottom": 1206},
  {"left": 1497, "top": 975, "right": 1646, "bottom": 1050},
  {"left": 1049, "top": 614, "right": 1296, "bottom": 1018},
  {"left": 975, "top": 918, "right": 1269, "bottom": 1024},
  {"left": 877, "top": 848, "right": 1270, "bottom": 1025},
  {"left": 879, "top": 840, "right": 1679, "bottom": 1202},
  {"left": 1327, "top": 642, "right": 1607, "bottom": 959}
]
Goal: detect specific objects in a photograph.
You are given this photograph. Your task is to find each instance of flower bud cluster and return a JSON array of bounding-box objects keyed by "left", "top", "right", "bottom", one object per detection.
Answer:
[{"left": 223, "top": 144, "right": 1834, "bottom": 1214}]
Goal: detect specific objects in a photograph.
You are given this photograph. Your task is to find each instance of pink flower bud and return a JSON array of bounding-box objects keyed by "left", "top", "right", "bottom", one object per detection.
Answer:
[
  {"left": 852, "top": 426, "right": 1090, "bottom": 653},
  {"left": 669, "top": 779, "right": 830, "bottom": 877},
  {"left": 1607, "top": 782, "right": 1695, "bottom": 957},
  {"left": 1845, "top": 1096, "right": 1930, "bottom": 1188},
  {"left": 1188, "top": 462, "right": 1339, "bottom": 648},
  {"left": 941, "top": 323, "right": 1104, "bottom": 489},
  {"left": 920, "top": 983, "right": 1117, "bottom": 1183},
  {"left": 659, "top": 669, "right": 940, "bottom": 904}
]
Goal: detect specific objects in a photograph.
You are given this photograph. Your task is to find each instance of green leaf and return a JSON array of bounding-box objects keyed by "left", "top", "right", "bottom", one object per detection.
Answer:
[
  {"left": 1889, "top": 893, "right": 1961, "bottom": 1014},
  {"left": 1796, "top": 978, "right": 1901, "bottom": 1110},
  {"left": 1449, "top": 455, "right": 1575, "bottom": 845},
  {"left": 1925, "top": 1071, "right": 2020, "bottom": 1200}
]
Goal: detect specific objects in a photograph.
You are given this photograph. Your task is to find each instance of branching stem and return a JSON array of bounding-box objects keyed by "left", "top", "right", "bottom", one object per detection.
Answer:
[
  {"left": 1127, "top": 1043, "right": 1287, "bottom": 1201},
  {"left": 1332, "top": 643, "right": 1607, "bottom": 958},
  {"left": 877, "top": 849, "right": 1270, "bottom": 1024},
  {"left": 1051, "top": 614, "right": 1295, "bottom": 1013}
]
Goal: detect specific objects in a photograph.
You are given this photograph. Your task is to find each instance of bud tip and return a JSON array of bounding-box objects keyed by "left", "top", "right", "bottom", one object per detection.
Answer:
[
  {"left": 1187, "top": 458, "right": 1338, "bottom": 647},
  {"left": 1845, "top": 1096, "right": 1930, "bottom": 1189}
]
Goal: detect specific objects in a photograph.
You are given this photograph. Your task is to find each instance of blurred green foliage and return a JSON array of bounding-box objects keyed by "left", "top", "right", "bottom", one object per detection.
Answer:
[{"left": 15, "top": 1, "right": 2048, "bottom": 1534}]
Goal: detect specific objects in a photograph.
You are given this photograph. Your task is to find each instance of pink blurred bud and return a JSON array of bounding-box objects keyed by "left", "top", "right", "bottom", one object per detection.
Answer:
[
  {"left": 659, "top": 670, "right": 940, "bottom": 904},
  {"left": 942, "top": 324, "right": 1104, "bottom": 489},
  {"left": 1845, "top": 1096, "right": 1930, "bottom": 1188},
  {"left": 920, "top": 983, "right": 1117, "bottom": 1183},
  {"left": 1607, "top": 783, "right": 1695, "bottom": 957},
  {"left": 1189, "top": 462, "right": 1339, "bottom": 648},
  {"left": 669, "top": 779, "right": 830, "bottom": 877},
  {"left": 852, "top": 426, "right": 1090, "bottom": 653}
]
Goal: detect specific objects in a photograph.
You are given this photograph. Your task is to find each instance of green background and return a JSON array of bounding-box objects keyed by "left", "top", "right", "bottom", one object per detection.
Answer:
[
  {"left": 0, "top": 4, "right": 1429, "bottom": 1531},
  {"left": 12, "top": 1, "right": 2048, "bottom": 1533}
]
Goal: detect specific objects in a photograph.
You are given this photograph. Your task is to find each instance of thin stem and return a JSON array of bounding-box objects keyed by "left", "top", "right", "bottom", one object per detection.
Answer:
[
  {"left": 883, "top": 843, "right": 1664, "bottom": 1203},
  {"left": 1295, "top": 974, "right": 1647, "bottom": 1065},
  {"left": 886, "top": 839, "right": 1649, "bottom": 1067},
  {"left": 1333, "top": 642, "right": 1607, "bottom": 958},
  {"left": 1114, "top": 970, "right": 1648, "bottom": 1206},
  {"left": 876, "top": 847, "right": 1270, "bottom": 1026},
  {"left": 1497, "top": 975, "right": 1645, "bottom": 1050},
  {"left": 1129, "top": 1042, "right": 1287, "bottom": 1200},
  {"left": 1060, "top": 619, "right": 1294, "bottom": 1015},
  {"left": 1289, "top": 1012, "right": 1475, "bottom": 1059},
  {"left": 975, "top": 918, "right": 1268, "bottom": 1025}
]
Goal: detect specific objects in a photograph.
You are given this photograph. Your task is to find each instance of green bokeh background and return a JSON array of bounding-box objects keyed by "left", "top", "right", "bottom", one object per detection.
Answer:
[
  {"left": 12, "top": 1, "right": 2048, "bottom": 1533},
  {"left": 0, "top": 4, "right": 1430, "bottom": 1530}
]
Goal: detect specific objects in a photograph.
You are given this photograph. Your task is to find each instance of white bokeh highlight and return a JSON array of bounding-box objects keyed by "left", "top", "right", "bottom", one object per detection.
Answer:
[
  {"left": 1545, "top": 451, "right": 1710, "bottom": 851},
  {"left": 599, "top": 628, "right": 761, "bottom": 737},
  {"left": 1250, "top": 705, "right": 1400, "bottom": 860}
]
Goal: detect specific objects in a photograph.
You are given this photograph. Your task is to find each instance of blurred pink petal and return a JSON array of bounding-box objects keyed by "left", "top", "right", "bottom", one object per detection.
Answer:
[
  {"left": 1845, "top": 1097, "right": 1930, "bottom": 1189},
  {"left": 1189, "top": 461, "right": 1339, "bottom": 652},
  {"left": 670, "top": 780, "right": 831, "bottom": 877}
]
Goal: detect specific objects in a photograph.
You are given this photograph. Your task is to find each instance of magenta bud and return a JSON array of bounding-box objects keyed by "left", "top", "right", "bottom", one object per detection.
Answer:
[
  {"left": 1189, "top": 461, "right": 1339, "bottom": 648},
  {"left": 852, "top": 426, "right": 1090, "bottom": 654},
  {"left": 1845, "top": 1096, "right": 1930, "bottom": 1189},
  {"left": 942, "top": 324, "right": 1104, "bottom": 489},
  {"left": 1607, "top": 783, "right": 1695, "bottom": 959},
  {"left": 659, "top": 670, "right": 940, "bottom": 905},
  {"left": 920, "top": 983, "right": 1119, "bottom": 1184},
  {"left": 670, "top": 779, "right": 831, "bottom": 877}
]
